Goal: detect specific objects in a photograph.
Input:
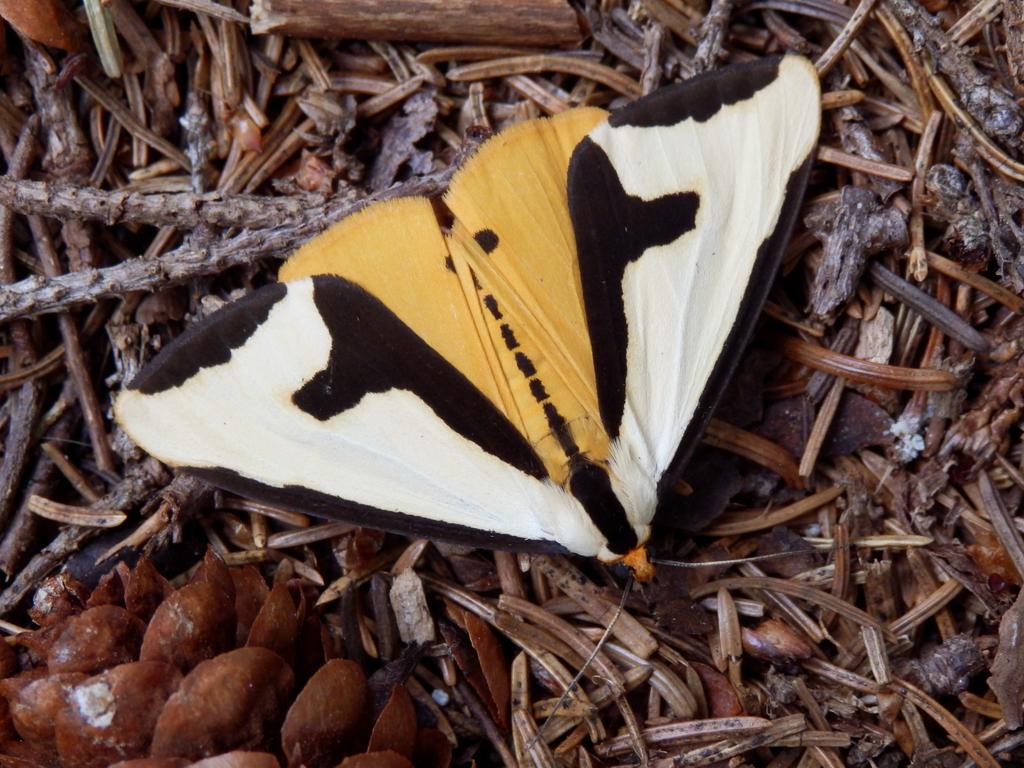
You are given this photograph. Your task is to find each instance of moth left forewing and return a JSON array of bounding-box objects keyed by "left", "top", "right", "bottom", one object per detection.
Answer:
[
  {"left": 115, "top": 276, "right": 606, "bottom": 556},
  {"left": 570, "top": 55, "right": 821, "bottom": 523}
]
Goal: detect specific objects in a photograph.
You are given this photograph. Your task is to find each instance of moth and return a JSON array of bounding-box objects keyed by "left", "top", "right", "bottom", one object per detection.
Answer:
[{"left": 115, "top": 55, "right": 821, "bottom": 581}]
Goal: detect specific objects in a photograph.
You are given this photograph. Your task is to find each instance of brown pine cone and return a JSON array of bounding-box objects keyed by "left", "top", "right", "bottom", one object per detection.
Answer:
[{"left": 0, "top": 550, "right": 453, "bottom": 768}]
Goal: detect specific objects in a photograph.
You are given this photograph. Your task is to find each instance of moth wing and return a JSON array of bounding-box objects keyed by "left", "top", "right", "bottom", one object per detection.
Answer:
[
  {"left": 279, "top": 197, "right": 511, "bottom": 417},
  {"left": 443, "top": 107, "right": 612, "bottom": 481},
  {"left": 114, "top": 276, "right": 606, "bottom": 555},
  {"left": 568, "top": 55, "right": 820, "bottom": 508}
]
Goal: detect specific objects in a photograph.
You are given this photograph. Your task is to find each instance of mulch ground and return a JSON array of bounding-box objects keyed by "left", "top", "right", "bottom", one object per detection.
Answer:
[{"left": 0, "top": 0, "right": 1020, "bottom": 766}]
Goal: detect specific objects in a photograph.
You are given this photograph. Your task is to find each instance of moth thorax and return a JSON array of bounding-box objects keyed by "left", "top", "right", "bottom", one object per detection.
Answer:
[{"left": 567, "top": 456, "right": 639, "bottom": 556}]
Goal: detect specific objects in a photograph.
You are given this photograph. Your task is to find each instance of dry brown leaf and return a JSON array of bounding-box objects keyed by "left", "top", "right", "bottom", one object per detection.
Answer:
[
  {"left": 412, "top": 728, "right": 452, "bottom": 768},
  {"left": 246, "top": 584, "right": 299, "bottom": 667},
  {"left": 281, "top": 658, "right": 370, "bottom": 767},
  {"left": 1, "top": 671, "right": 85, "bottom": 745},
  {"left": 366, "top": 685, "right": 416, "bottom": 758},
  {"left": 441, "top": 607, "right": 508, "bottom": 729},
  {"left": 0, "top": 0, "right": 84, "bottom": 51},
  {"left": 757, "top": 394, "right": 893, "bottom": 459},
  {"left": 966, "top": 541, "right": 1021, "bottom": 588},
  {"left": 652, "top": 592, "right": 713, "bottom": 637},
  {"left": 460, "top": 609, "right": 509, "bottom": 730},
  {"left": 690, "top": 662, "right": 743, "bottom": 717},
  {"left": 447, "top": 554, "right": 499, "bottom": 591},
  {"left": 741, "top": 619, "right": 815, "bottom": 664},
  {"left": 231, "top": 567, "right": 272, "bottom": 647},
  {"left": 55, "top": 661, "right": 181, "bottom": 768},
  {"left": 150, "top": 647, "right": 293, "bottom": 760},
  {"left": 824, "top": 393, "right": 895, "bottom": 455},
  {"left": 990, "top": 589, "right": 1024, "bottom": 728},
  {"left": 188, "top": 753, "right": 281, "bottom": 768},
  {"left": 48, "top": 606, "right": 146, "bottom": 675},
  {"left": 139, "top": 582, "right": 236, "bottom": 673},
  {"left": 338, "top": 751, "right": 414, "bottom": 768},
  {"left": 756, "top": 527, "right": 818, "bottom": 578}
]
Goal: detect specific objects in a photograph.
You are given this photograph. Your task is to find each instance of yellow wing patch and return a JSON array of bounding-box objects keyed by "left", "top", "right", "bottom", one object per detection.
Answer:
[
  {"left": 445, "top": 107, "right": 609, "bottom": 480},
  {"left": 278, "top": 109, "right": 611, "bottom": 484},
  {"left": 279, "top": 197, "right": 506, "bottom": 412}
]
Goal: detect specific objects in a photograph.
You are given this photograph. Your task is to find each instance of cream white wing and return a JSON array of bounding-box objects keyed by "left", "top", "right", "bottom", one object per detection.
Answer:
[{"left": 567, "top": 55, "right": 820, "bottom": 524}]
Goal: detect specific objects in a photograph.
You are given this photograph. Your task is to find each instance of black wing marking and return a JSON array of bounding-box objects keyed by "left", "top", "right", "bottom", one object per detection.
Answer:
[
  {"left": 293, "top": 276, "right": 547, "bottom": 481},
  {"left": 189, "top": 465, "right": 568, "bottom": 553},
  {"left": 131, "top": 283, "right": 287, "bottom": 395},
  {"left": 569, "top": 139, "right": 700, "bottom": 438}
]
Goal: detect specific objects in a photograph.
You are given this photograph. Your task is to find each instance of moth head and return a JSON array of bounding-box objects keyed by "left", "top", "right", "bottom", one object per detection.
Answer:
[
  {"left": 620, "top": 547, "right": 655, "bottom": 582},
  {"left": 595, "top": 539, "right": 655, "bottom": 582}
]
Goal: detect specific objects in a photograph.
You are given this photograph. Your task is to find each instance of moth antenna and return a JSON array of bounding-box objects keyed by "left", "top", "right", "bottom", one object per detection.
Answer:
[
  {"left": 652, "top": 551, "right": 797, "bottom": 569},
  {"left": 528, "top": 572, "right": 636, "bottom": 755}
]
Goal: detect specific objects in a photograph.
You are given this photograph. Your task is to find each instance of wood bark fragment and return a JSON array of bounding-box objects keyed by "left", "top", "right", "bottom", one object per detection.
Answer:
[
  {"left": 1007, "top": 2, "right": 1024, "bottom": 87},
  {"left": 0, "top": 167, "right": 453, "bottom": 322},
  {"left": 829, "top": 99, "right": 904, "bottom": 200},
  {"left": 250, "top": 0, "right": 582, "bottom": 47},
  {"left": 389, "top": 569, "right": 436, "bottom": 646},
  {"left": 0, "top": 119, "right": 44, "bottom": 540},
  {"left": 805, "top": 186, "right": 908, "bottom": 319},
  {"left": 991, "top": 589, "right": 1024, "bottom": 730},
  {"left": 0, "top": 178, "right": 348, "bottom": 229},
  {"left": 0, "top": 417, "right": 70, "bottom": 578},
  {"left": 692, "top": 0, "right": 733, "bottom": 72},
  {"left": 867, "top": 262, "right": 989, "bottom": 354},
  {"left": 25, "top": 214, "right": 116, "bottom": 473},
  {"left": 884, "top": 0, "right": 1023, "bottom": 150}
]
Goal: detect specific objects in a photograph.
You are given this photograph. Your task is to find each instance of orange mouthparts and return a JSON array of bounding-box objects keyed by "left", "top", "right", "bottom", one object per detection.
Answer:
[{"left": 621, "top": 546, "right": 655, "bottom": 582}]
